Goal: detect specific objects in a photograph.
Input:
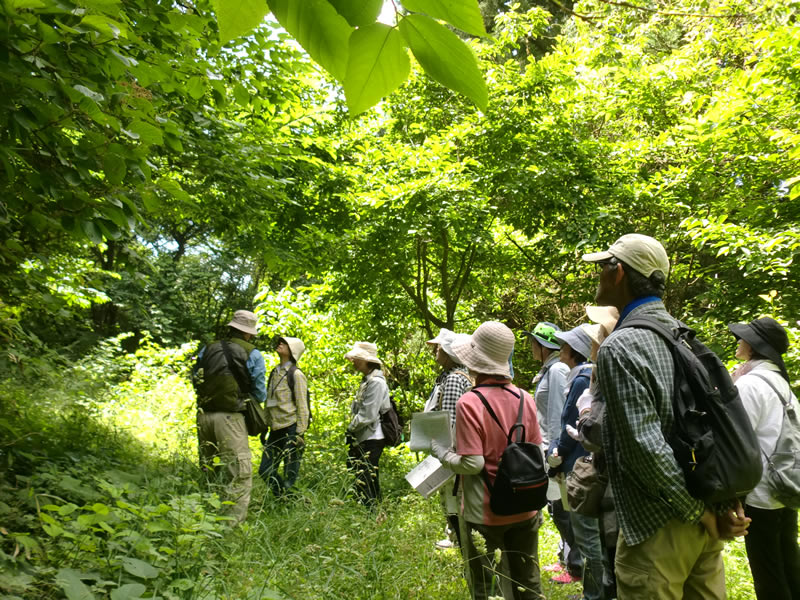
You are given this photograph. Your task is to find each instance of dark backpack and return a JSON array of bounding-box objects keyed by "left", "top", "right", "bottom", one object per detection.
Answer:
[
  {"left": 472, "top": 385, "right": 548, "bottom": 515},
  {"left": 193, "top": 339, "right": 252, "bottom": 413},
  {"left": 380, "top": 396, "right": 403, "bottom": 447},
  {"left": 267, "top": 364, "right": 313, "bottom": 425},
  {"left": 751, "top": 373, "right": 800, "bottom": 509},
  {"left": 621, "top": 318, "right": 762, "bottom": 503}
]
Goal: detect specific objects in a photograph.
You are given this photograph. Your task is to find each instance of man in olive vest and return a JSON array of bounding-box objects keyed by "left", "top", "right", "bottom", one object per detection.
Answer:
[{"left": 193, "top": 310, "right": 266, "bottom": 525}]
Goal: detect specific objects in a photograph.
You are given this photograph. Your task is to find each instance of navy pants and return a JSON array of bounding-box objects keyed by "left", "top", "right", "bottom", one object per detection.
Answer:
[{"left": 258, "top": 424, "right": 302, "bottom": 496}]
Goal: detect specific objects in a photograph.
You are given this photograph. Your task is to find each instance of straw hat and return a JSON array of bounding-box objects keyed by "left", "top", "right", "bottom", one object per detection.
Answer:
[
  {"left": 227, "top": 310, "right": 258, "bottom": 335},
  {"left": 451, "top": 321, "right": 514, "bottom": 378},
  {"left": 344, "top": 341, "right": 382, "bottom": 365}
]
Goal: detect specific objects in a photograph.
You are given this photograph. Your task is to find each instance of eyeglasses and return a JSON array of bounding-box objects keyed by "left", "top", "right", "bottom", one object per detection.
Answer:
[{"left": 594, "top": 257, "right": 619, "bottom": 273}]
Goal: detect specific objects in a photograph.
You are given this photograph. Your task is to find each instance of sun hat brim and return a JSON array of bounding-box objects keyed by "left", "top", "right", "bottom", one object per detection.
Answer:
[{"left": 451, "top": 335, "right": 511, "bottom": 378}]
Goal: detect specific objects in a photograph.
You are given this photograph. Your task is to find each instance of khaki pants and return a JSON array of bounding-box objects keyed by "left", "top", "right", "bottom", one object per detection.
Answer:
[
  {"left": 615, "top": 519, "right": 725, "bottom": 600},
  {"left": 197, "top": 411, "right": 252, "bottom": 525}
]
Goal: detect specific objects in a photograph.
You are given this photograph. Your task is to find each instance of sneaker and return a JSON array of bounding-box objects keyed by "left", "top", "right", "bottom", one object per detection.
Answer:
[
  {"left": 551, "top": 572, "right": 582, "bottom": 584},
  {"left": 543, "top": 563, "right": 565, "bottom": 573},
  {"left": 435, "top": 538, "right": 454, "bottom": 549}
]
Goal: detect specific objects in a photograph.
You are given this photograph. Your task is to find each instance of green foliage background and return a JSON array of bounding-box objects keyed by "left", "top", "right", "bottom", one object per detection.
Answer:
[{"left": 2, "top": 0, "right": 799, "bottom": 597}]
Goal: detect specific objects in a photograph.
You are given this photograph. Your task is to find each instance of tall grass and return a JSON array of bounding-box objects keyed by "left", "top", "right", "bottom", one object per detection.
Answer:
[{"left": 0, "top": 338, "right": 762, "bottom": 599}]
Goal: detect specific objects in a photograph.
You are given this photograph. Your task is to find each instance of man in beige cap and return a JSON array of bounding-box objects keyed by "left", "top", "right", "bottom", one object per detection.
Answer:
[
  {"left": 258, "top": 336, "right": 308, "bottom": 498},
  {"left": 582, "top": 234, "right": 746, "bottom": 598},
  {"left": 431, "top": 321, "right": 544, "bottom": 600},
  {"left": 193, "top": 310, "right": 266, "bottom": 525}
]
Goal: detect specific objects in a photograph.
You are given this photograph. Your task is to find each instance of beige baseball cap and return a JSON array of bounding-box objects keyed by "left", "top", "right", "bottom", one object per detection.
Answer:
[{"left": 582, "top": 233, "right": 669, "bottom": 277}]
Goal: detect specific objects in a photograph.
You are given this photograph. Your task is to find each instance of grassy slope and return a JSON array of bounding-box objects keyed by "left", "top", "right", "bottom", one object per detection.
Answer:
[{"left": 0, "top": 346, "right": 760, "bottom": 599}]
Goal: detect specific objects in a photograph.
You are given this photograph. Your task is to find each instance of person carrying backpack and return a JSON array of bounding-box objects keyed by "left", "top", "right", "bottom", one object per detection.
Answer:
[
  {"left": 431, "top": 321, "right": 544, "bottom": 600},
  {"left": 193, "top": 310, "right": 266, "bottom": 526},
  {"left": 258, "top": 336, "right": 308, "bottom": 498},
  {"left": 582, "top": 234, "right": 749, "bottom": 599},
  {"left": 729, "top": 317, "right": 800, "bottom": 600}
]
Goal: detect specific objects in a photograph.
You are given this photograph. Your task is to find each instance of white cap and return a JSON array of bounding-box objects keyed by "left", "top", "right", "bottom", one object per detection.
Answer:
[{"left": 582, "top": 233, "right": 669, "bottom": 277}]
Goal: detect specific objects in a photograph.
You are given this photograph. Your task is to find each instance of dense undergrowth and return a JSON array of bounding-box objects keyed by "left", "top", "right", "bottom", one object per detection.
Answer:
[{"left": 0, "top": 337, "right": 759, "bottom": 599}]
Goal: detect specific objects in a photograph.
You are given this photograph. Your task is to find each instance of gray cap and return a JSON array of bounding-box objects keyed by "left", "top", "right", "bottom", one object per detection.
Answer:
[{"left": 554, "top": 325, "right": 593, "bottom": 360}]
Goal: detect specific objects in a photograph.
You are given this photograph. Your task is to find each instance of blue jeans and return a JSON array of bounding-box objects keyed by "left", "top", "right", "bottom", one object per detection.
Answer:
[
  {"left": 570, "top": 510, "right": 606, "bottom": 600},
  {"left": 258, "top": 423, "right": 302, "bottom": 496}
]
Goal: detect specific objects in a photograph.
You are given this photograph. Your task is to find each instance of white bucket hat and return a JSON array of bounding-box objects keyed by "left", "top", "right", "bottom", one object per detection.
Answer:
[
  {"left": 440, "top": 333, "right": 470, "bottom": 364},
  {"left": 585, "top": 305, "right": 619, "bottom": 343},
  {"left": 554, "top": 325, "right": 593, "bottom": 360},
  {"left": 344, "top": 341, "right": 382, "bottom": 365},
  {"left": 451, "top": 321, "right": 514, "bottom": 378},
  {"left": 280, "top": 336, "right": 305, "bottom": 362},
  {"left": 427, "top": 328, "right": 454, "bottom": 346},
  {"left": 582, "top": 233, "right": 669, "bottom": 277},
  {"left": 227, "top": 310, "right": 258, "bottom": 335}
]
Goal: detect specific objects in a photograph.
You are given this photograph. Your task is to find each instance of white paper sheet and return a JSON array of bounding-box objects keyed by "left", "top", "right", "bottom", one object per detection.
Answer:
[
  {"left": 405, "top": 455, "right": 455, "bottom": 499},
  {"left": 408, "top": 411, "right": 452, "bottom": 452}
]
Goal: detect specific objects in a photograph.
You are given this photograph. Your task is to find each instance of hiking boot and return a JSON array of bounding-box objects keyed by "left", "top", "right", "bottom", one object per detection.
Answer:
[
  {"left": 435, "top": 538, "right": 454, "bottom": 549},
  {"left": 552, "top": 572, "right": 582, "bottom": 584}
]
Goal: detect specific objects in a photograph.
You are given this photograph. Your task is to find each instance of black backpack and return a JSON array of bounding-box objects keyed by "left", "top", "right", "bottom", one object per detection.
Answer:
[
  {"left": 621, "top": 318, "right": 762, "bottom": 503},
  {"left": 472, "top": 385, "right": 548, "bottom": 515},
  {"left": 267, "top": 364, "right": 313, "bottom": 424},
  {"left": 380, "top": 396, "right": 403, "bottom": 447}
]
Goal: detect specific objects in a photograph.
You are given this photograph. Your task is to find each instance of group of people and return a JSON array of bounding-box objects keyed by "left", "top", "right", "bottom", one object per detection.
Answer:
[{"left": 192, "top": 232, "right": 798, "bottom": 600}]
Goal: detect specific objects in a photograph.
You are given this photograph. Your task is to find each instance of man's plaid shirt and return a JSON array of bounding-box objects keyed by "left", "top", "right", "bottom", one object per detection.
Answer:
[
  {"left": 431, "top": 367, "right": 472, "bottom": 427},
  {"left": 598, "top": 300, "right": 704, "bottom": 545}
]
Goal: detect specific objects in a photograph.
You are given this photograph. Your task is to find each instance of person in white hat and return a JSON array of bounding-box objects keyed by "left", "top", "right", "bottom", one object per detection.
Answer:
[
  {"left": 344, "top": 342, "right": 390, "bottom": 507},
  {"left": 582, "top": 234, "right": 746, "bottom": 598},
  {"left": 258, "top": 336, "right": 308, "bottom": 498},
  {"left": 546, "top": 324, "right": 606, "bottom": 599},
  {"left": 192, "top": 309, "right": 266, "bottom": 526},
  {"left": 425, "top": 329, "right": 473, "bottom": 549},
  {"left": 430, "top": 321, "right": 544, "bottom": 600}
]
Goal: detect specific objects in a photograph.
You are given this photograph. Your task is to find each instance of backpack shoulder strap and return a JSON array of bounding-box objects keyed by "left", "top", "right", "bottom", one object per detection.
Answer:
[
  {"left": 287, "top": 364, "right": 297, "bottom": 403},
  {"left": 750, "top": 372, "right": 791, "bottom": 408},
  {"left": 620, "top": 316, "right": 677, "bottom": 343},
  {"left": 471, "top": 386, "right": 526, "bottom": 443}
]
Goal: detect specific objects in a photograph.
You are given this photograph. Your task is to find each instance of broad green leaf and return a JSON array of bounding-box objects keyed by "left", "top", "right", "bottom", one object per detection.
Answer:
[
  {"left": 401, "top": 0, "right": 486, "bottom": 37},
  {"left": 268, "top": 0, "right": 352, "bottom": 83},
  {"left": 73, "top": 85, "right": 104, "bottom": 102},
  {"left": 398, "top": 14, "right": 487, "bottom": 110},
  {"left": 186, "top": 77, "right": 206, "bottom": 100},
  {"left": 157, "top": 178, "right": 190, "bottom": 202},
  {"left": 127, "top": 121, "right": 163, "bottom": 146},
  {"left": 344, "top": 24, "right": 409, "bottom": 115},
  {"left": 79, "top": 15, "right": 127, "bottom": 39},
  {"left": 56, "top": 569, "right": 95, "bottom": 600},
  {"left": 103, "top": 153, "right": 126, "bottom": 185},
  {"left": 81, "top": 221, "right": 104, "bottom": 244},
  {"left": 328, "top": 0, "right": 382, "bottom": 27},
  {"left": 110, "top": 583, "right": 146, "bottom": 600},
  {"left": 213, "top": 0, "right": 269, "bottom": 44},
  {"left": 121, "top": 557, "right": 160, "bottom": 579}
]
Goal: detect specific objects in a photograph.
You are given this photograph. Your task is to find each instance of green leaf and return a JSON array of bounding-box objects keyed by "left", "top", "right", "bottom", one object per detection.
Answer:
[
  {"left": 81, "top": 221, "right": 104, "bottom": 244},
  {"left": 268, "top": 0, "right": 353, "bottom": 83},
  {"left": 103, "top": 153, "right": 126, "bottom": 185},
  {"left": 110, "top": 583, "right": 146, "bottom": 600},
  {"left": 79, "top": 14, "right": 127, "bottom": 39},
  {"left": 127, "top": 121, "right": 163, "bottom": 146},
  {"left": 121, "top": 557, "right": 159, "bottom": 579},
  {"left": 344, "top": 24, "right": 409, "bottom": 115},
  {"left": 398, "top": 14, "right": 487, "bottom": 110},
  {"left": 73, "top": 85, "right": 104, "bottom": 102},
  {"left": 186, "top": 76, "right": 205, "bottom": 100},
  {"left": 401, "top": 0, "right": 486, "bottom": 37},
  {"left": 56, "top": 569, "right": 95, "bottom": 600},
  {"left": 157, "top": 178, "right": 190, "bottom": 202},
  {"left": 328, "top": 0, "right": 382, "bottom": 27},
  {"left": 213, "top": 0, "right": 270, "bottom": 44}
]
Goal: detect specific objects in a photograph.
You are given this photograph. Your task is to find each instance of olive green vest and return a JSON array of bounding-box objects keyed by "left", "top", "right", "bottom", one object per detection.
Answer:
[{"left": 194, "top": 337, "right": 255, "bottom": 412}]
